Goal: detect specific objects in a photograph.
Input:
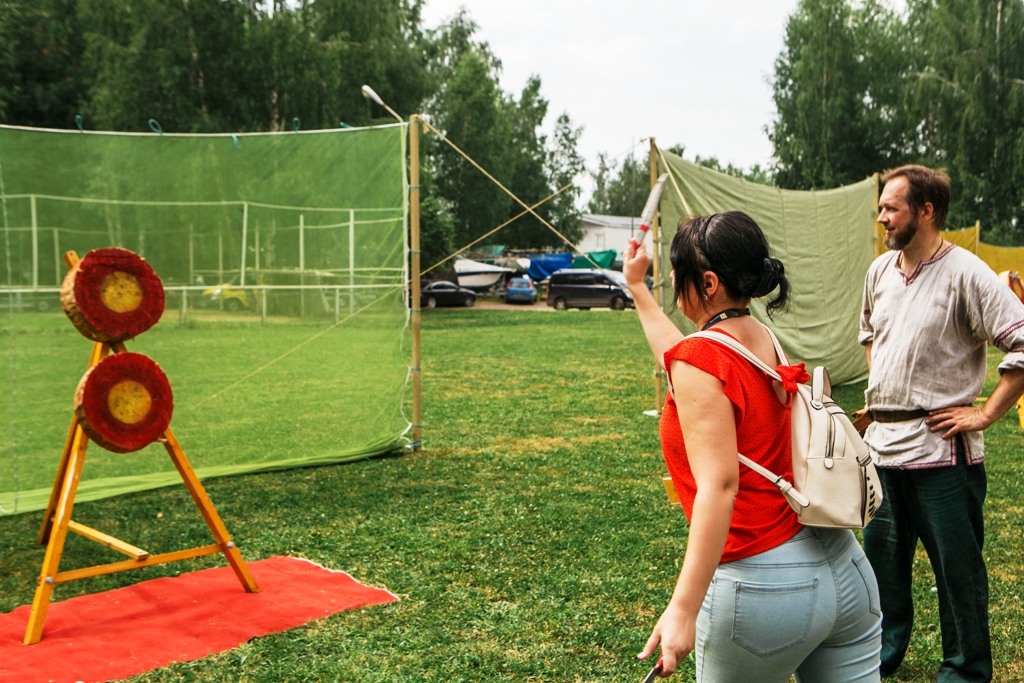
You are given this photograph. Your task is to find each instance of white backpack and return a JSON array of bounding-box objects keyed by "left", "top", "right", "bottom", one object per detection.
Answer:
[{"left": 688, "top": 327, "right": 882, "bottom": 529}]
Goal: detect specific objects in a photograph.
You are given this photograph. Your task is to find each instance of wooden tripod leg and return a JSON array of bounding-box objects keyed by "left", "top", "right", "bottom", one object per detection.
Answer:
[
  {"left": 38, "top": 343, "right": 109, "bottom": 545},
  {"left": 162, "top": 428, "right": 258, "bottom": 593},
  {"left": 24, "top": 424, "right": 90, "bottom": 644},
  {"left": 37, "top": 415, "right": 78, "bottom": 546}
]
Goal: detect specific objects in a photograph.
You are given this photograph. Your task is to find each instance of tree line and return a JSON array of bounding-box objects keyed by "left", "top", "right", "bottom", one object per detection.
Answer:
[
  {"left": 4, "top": 0, "right": 1022, "bottom": 249},
  {"left": 591, "top": 0, "right": 1024, "bottom": 244},
  {"left": 0, "top": 0, "right": 584, "bottom": 267}
]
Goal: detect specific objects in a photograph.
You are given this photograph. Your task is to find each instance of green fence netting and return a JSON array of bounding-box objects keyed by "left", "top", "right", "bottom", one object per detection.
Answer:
[
  {"left": 0, "top": 123, "right": 410, "bottom": 515},
  {"left": 656, "top": 148, "right": 876, "bottom": 385}
]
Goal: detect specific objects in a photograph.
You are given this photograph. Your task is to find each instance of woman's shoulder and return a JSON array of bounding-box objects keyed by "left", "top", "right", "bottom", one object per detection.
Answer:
[{"left": 665, "top": 333, "right": 754, "bottom": 377}]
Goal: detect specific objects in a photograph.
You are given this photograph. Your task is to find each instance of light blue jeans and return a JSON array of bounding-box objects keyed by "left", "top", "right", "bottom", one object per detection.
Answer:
[{"left": 695, "top": 527, "right": 882, "bottom": 683}]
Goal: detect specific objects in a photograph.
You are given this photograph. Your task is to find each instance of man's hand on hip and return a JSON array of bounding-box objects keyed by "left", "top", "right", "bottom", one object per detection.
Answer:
[{"left": 926, "top": 405, "right": 993, "bottom": 438}]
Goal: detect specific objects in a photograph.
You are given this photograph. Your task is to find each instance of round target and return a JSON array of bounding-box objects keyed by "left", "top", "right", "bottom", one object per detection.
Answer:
[
  {"left": 74, "top": 352, "right": 174, "bottom": 453},
  {"left": 62, "top": 247, "right": 165, "bottom": 342}
]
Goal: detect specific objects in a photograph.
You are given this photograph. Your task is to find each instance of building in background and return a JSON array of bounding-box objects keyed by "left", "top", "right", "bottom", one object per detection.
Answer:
[{"left": 577, "top": 214, "right": 643, "bottom": 255}]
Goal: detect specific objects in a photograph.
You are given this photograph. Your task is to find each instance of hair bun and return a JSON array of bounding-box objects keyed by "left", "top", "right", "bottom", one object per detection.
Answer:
[{"left": 752, "top": 257, "right": 783, "bottom": 297}]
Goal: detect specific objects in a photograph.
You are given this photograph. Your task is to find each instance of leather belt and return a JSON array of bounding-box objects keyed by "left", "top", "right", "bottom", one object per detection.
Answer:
[{"left": 870, "top": 408, "right": 930, "bottom": 423}]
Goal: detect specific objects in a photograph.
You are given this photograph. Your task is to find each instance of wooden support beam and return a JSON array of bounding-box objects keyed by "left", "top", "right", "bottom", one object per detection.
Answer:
[
  {"left": 24, "top": 424, "right": 90, "bottom": 644},
  {"left": 52, "top": 544, "right": 221, "bottom": 584},
  {"left": 67, "top": 520, "right": 150, "bottom": 560},
  {"left": 162, "top": 428, "right": 259, "bottom": 593},
  {"left": 38, "top": 343, "right": 109, "bottom": 545}
]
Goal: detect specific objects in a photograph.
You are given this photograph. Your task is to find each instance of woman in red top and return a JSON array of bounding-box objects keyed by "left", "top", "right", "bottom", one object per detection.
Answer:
[{"left": 627, "top": 212, "right": 881, "bottom": 682}]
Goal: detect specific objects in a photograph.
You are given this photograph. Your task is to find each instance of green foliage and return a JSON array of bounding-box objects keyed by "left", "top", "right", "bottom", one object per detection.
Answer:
[
  {"left": 768, "top": 0, "right": 908, "bottom": 190},
  {"left": 498, "top": 76, "right": 552, "bottom": 247},
  {"left": 431, "top": 49, "right": 512, "bottom": 249},
  {"left": 0, "top": 0, "right": 91, "bottom": 128},
  {"left": 693, "top": 155, "right": 775, "bottom": 185},
  {"left": 769, "top": 0, "right": 1024, "bottom": 241},
  {"left": 588, "top": 152, "right": 649, "bottom": 217},
  {"left": 82, "top": 0, "right": 257, "bottom": 132},
  {"left": 904, "top": 0, "right": 1024, "bottom": 239},
  {"left": 0, "top": 1, "right": 588, "bottom": 256},
  {"left": 589, "top": 144, "right": 772, "bottom": 218},
  {"left": 543, "top": 113, "right": 585, "bottom": 246},
  {"left": 419, "top": 193, "right": 456, "bottom": 272},
  {"left": 1, "top": 313, "right": 1022, "bottom": 681},
  {"left": 427, "top": 54, "right": 586, "bottom": 251}
]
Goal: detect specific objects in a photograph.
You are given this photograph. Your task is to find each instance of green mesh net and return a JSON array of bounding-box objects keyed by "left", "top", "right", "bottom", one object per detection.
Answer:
[{"left": 0, "top": 123, "right": 410, "bottom": 515}]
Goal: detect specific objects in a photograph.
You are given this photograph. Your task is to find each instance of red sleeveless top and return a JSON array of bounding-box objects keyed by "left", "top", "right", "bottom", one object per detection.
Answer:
[{"left": 660, "top": 332, "right": 804, "bottom": 563}]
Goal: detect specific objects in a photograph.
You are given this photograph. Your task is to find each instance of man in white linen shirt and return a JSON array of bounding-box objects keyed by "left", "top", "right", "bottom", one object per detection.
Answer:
[{"left": 859, "top": 165, "right": 1024, "bottom": 683}]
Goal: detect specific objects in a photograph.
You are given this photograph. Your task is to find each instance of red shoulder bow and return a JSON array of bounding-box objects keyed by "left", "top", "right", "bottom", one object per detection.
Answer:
[{"left": 776, "top": 363, "right": 810, "bottom": 394}]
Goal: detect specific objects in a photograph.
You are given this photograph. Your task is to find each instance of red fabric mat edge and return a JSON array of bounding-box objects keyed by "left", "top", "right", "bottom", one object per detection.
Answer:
[{"left": 0, "top": 555, "right": 397, "bottom": 683}]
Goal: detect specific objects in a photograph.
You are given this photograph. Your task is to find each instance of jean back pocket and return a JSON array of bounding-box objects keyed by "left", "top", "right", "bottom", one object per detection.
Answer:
[
  {"left": 732, "top": 578, "right": 817, "bottom": 657},
  {"left": 852, "top": 553, "right": 882, "bottom": 617}
]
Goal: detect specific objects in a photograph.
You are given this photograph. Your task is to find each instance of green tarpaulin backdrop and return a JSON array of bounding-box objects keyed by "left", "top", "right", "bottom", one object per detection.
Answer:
[{"left": 656, "top": 148, "right": 876, "bottom": 385}]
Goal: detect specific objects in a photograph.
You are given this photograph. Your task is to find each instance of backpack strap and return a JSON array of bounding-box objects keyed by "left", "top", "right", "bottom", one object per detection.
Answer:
[
  {"left": 689, "top": 330, "right": 783, "bottom": 380},
  {"left": 737, "top": 453, "right": 810, "bottom": 509},
  {"left": 763, "top": 326, "right": 791, "bottom": 365}
]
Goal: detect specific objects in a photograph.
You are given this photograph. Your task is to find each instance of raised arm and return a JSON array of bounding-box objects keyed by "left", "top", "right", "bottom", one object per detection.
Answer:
[
  {"left": 637, "top": 359, "right": 739, "bottom": 676},
  {"left": 622, "top": 241, "right": 684, "bottom": 369}
]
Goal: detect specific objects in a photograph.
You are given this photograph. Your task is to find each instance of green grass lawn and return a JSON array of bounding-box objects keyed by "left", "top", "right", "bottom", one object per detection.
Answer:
[
  {"left": 0, "top": 302, "right": 408, "bottom": 511},
  {"left": 1, "top": 309, "right": 1022, "bottom": 682}
]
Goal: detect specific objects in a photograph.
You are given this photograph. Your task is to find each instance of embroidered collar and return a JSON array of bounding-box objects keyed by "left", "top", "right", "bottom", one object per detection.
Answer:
[{"left": 894, "top": 242, "right": 956, "bottom": 285}]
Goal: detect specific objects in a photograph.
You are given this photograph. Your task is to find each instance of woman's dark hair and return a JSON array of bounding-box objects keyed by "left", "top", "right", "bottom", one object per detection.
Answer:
[{"left": 669, "top": 211, "right": 789, "bottom": 317}]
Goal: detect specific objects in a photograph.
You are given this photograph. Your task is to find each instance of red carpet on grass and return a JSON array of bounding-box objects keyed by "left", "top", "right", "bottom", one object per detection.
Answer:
[{"left": 0, "top": 556, "right": 397, "bottom": 683}]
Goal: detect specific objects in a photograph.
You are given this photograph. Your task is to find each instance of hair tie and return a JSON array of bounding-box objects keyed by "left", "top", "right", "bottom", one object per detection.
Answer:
[{"left": 752, "top": 257, "right": 782, "bottom": 297}]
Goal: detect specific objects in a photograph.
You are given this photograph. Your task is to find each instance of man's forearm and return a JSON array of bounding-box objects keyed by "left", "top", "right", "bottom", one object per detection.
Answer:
[{"left": 982, "top": 368, "right": 1024, "bottom": 423}]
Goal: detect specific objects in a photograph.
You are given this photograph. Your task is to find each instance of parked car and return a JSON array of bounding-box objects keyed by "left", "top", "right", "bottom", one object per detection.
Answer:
[
  {"left": 504, "top": 277, "right": 537, "bottom": 304},
  {"left": 201, "top": 276, "right": 256, "bottom": 312},
  {"left": 421, "top": 280, "right": 476, "bottom": 308},
  {"left": 545, "top": 268, "right": 634, "bottom": 311}
]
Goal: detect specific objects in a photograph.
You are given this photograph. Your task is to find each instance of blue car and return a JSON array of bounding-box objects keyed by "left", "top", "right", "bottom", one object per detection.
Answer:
[{"left": 505, "top": 277, "right": 537, "bottom": 304}]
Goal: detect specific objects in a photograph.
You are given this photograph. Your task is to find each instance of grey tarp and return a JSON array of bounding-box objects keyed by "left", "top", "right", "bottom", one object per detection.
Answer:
[{"left": 656, "top": 149, "right": 876, "bottom": 385}]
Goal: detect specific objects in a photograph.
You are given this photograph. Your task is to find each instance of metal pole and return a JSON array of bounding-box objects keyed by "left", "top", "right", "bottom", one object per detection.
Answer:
[
  {"left": 650, "top": 138, "right": 665, "bottom": 414},
  {"left": 349, "top": 209, "right": 355, "bottom": 316},
  {"left": 53, "top": 228, "right": 60, "bottom": 286},
  {"left": 188, "top": 224, "right": 194, "bottom": 285},
  {"left": 334, "top": 287, "right": 340, "bottom": 324},
  {"left": 410, "top": 115, "right": 423, "bottom": 451},
  {"left": 975, "top": 219, "right": 981, "bottom": 255},
  {"left": 299, "top": 214, "right": 305, "bottom": 319},
  {"left": 239, "top": 202, "right": 248, "bottom": 287},
  {"left": 218, "top": 232, "right": 224, "bottom": 311},
  {"left": 181, "top": 288, "right": 187, "bottom": 326},
  {"left": 30, "top": 195, "right": 38, "bottom": 289},
  {"left": 261, "top": 285, "right": 268, "bottom": 326}
]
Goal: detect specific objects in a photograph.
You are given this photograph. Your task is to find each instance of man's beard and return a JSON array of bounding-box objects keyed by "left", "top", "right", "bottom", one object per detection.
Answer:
[{"left": 885, "top": 214, "right": 919, "bottom": 250}]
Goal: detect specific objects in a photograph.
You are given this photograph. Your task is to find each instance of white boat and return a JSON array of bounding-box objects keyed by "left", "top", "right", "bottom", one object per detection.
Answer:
[{"left": 454, "top": 258, "right": 513, "bottom": 290}]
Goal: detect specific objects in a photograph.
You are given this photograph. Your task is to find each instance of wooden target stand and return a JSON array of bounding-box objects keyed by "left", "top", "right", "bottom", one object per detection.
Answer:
[{"left": 24, "top": 251, "right": 258, "bottom": 645}]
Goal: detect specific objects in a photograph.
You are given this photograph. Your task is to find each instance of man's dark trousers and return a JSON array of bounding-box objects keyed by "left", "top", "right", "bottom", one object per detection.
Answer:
[{"left": 863, "top": 439, "right": 991, "bottom": 683}]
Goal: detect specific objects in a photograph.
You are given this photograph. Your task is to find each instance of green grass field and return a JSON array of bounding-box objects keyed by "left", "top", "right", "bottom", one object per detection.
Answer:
[
  {"left": 1, "top": 309, "right": 1022, "bottom": 682},
  {"left": 0, "top": 301, "right": 408, "bottom": 511}
]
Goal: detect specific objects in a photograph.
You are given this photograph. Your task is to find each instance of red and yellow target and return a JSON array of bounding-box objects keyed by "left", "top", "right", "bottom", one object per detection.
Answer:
[
  {"left": 74, "top": 352, "right": 174, "bottom": 453},
  {"left": 61, "top": 247, "right": 165, "bottom": 343}
]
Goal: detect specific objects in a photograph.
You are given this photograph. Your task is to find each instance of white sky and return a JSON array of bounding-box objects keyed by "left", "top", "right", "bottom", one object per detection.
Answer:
[{"left": 420, "top": 0, "right": 802, "bottom": 198}]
